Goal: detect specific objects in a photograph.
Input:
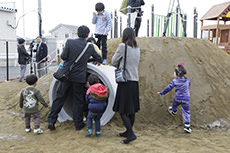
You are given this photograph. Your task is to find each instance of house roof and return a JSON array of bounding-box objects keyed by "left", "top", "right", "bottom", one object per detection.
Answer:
[
  {"left": 49, "top": 24, "right": 78, "bottom": 33},
  {"left": 0, "top": 6, "right": 17, "bottom": 13},
  {"left": 200, "top": 1, "right": 230, "bottom": 21}
]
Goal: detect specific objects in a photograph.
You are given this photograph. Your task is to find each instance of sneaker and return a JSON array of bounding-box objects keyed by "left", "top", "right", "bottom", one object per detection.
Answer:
[
  {"left": 184, "top": 124, "right": 192, "bottom": 133},
  {"left": 25, "top": 128, "right": 31, "bottom": 133},
  {"left": 102, "top": 59, "right": 107, "bottom": 64},
  {"left": 95, "top": 131, "right": 101, "bottom": 138},
  {"left": 168, "top": 106, "right": 177, "bottom": 117},
  {"left": 85, "top": 129, "right": 93, "bottom": 136},
  {"left": 34, "top": 128, "right": 43, "bottom": 134}
]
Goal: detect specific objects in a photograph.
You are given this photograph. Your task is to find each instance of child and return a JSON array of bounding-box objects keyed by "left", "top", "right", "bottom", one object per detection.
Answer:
[
  {"left": 87, "top": 37, "right": 102, "bottom": 64},
  {"left": 85, "top": 74, "right": 109, "bottom": 137},
  {"left": 157, "top": 62, "right": 192, "bottom": 133},
  {"left": 92, "top": 2, "right": 112, "bottom": 64},
  {"left": 19, "top": 74, "right": 49, "bottom": 134}
]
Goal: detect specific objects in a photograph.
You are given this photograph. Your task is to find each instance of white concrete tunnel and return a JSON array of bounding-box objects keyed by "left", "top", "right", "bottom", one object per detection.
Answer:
[{"left": 49, "top": 63, "right": 117, "bottom": 126}]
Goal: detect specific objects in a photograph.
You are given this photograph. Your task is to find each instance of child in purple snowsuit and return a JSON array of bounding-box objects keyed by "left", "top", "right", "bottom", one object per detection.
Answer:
[{"left": 157, "top": 63, "right": 192, "bottom": 133}]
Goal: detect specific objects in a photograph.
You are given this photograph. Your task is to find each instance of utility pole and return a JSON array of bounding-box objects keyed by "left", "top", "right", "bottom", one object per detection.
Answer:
[
  {"left": 22, "top": 0, "right": 25, "bottom": 37},
  {"left": 38, "top": 0, "right": 42, "bottom": 37}
]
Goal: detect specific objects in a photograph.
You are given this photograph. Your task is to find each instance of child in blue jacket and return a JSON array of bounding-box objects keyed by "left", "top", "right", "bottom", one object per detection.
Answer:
[
  {"left": 85, "top": 74, "right": 109, "bottom": 137},
  {"left": 157, "top": 62, "right": 192, "bottom": 133}
]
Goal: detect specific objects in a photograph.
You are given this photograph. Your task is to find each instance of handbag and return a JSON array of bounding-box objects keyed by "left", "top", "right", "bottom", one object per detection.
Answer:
[
  {"left": 115, "top": 44, "right": 127, "bottom": 83},
  {"left": 53, "top": 43, "right": 89, "bottom": 81}
]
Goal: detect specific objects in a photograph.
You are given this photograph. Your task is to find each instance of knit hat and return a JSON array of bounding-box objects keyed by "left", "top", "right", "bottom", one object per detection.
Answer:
[
  {"left": 178, "top": 62, "right": 185, "bottom": 67},
  {"left": 86, "top": 83, "right": 107, "bottom": 97}
]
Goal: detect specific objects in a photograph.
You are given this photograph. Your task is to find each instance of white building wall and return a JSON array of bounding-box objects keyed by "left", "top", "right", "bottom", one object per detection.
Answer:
[{"left": 0, "top": 9, "right": 17, "bottom": 67}]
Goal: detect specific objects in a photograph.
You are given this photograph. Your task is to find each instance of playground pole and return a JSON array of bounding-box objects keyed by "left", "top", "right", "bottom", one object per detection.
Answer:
[
  {"left": 120, "top": 16, "right": 122, "bottom": 37},
  {"left": 114, "top": 10, "right": 118, "bottom": 38},
  {"left": 184, "top": 14, "right": 187, "bottom": 37},
  {"left": 193, "top": 7, "right": 198, "bottom": 38},
  {"left": 176, "top": 6, "right": 179, "bottom": 37},
  {"left": 151, "top": 4, "right": 154, "bottom": 37},
  {"left": 147, "top": 19, "right": 149, "bottom": 37},
  {"left": 111, "top": 13, "right": 113, "bottom": 38}
]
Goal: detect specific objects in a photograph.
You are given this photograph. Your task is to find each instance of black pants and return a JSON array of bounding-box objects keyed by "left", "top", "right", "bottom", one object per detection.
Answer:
[
  {"left": 48, "top": 81, "right": 85, "bottom": 129},
  {"left": 120, "top": 113, "right": 136, "bottom": 137},
  {"left": 96, "top": 35, "right": 107, "bottom": 59},
  {"left": 134, "top": 17, "right": 142, "bottom": 37}
]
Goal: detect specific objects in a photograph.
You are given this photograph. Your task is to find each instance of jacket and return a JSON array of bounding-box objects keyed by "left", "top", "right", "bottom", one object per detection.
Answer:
[
  {"left": 35, "top": 42, "right": 48, "bottom": 62},
  {"left": 127, "top": 0, "right": 145, "bottom": 13},
  {"left": 19, "top": 87, "right": 48, "bottom": 113},
  {"left": 160, "top": 77, "right": 191, "bottom": 99},
  {"left": 85, "top": 83, "right": 109, "bottom": 113},
  {"left": 18, "top": 44, "right": 30, "bottom": 65},
  {"left": 111, "top": 43, "right": 140, "bottom": 81},
  {"left": 61, "top": 38, "right": 103, "bottom": 83}
]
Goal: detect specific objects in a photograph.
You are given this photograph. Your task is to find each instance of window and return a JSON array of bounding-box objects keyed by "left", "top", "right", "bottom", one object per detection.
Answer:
[
  {"left": 65, "top": 34, "right": 69, "bottom": 38},
  {"left": 55, "top": 33, "right": 58, "bottom": 38}
]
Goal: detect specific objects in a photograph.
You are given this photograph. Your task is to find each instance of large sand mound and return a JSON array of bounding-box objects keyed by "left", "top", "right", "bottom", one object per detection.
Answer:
[{"left": 108, "top": 37, "right": 230, "bottom": 129}]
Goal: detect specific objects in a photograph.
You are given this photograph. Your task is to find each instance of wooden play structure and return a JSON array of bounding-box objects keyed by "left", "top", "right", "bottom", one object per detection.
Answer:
[{"left": 200, "top": 1, "right": 230, "bottom": 54}]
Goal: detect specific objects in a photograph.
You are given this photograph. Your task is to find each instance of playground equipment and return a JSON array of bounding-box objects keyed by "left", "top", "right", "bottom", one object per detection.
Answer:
[
  {"left": 112, "top": 2, "right": 189, "bottom": 38},
  {"left": 163, "top": 0, "right": 186, "bottom": 37},
  {"left": 200, "top": 1, "right": 230, "bottom": 54},
  {"left": 49, "top": 63, "right": 117, "bottom": 126}
]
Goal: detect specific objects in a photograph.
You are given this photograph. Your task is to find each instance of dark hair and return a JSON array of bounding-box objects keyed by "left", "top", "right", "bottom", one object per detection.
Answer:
[
  {"left": 122, "top": 27, "right": 137, "bottom": 48},
  {"left": 36, "top": 36, "right": 41, "bottom": 39},
  {"left": 26, "top": 75, "right": 38, "bottom": 85},
  {"left": 95, "top": 2, "right": 105, "bottom": 11},
  {"left": 175, "top": 65, "right": 187, "bottom": 78},
  {"left": 18, "top": 38, "right": 25, "bottom": 44},
  {"left": 88, "top": 74, "right": 99, "bottom": 85},
  {"left": 77, "top": 25, "right": 90, "bottom": 38},
  {"left": 87, "top": 37, "right": 96, "bottom": 44}
]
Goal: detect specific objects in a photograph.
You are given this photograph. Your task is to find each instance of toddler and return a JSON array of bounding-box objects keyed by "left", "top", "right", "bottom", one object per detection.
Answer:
[
  {"left": 19, "top": 75, "right": 49, "bottom": 134},
  {"left": 157, "top": 62, "right": 192, "bottom": 133}
]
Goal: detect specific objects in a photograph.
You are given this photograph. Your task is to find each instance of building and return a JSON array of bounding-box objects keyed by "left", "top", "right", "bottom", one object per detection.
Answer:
[
  {"left": 200, "top": 1, "right": 230, "bottom": 54},
  {"left": 49, "top": 23, "right": 78, "bottom": 51},
  {"left": 0, "top": 3, "right": 17, "bottom": 66}
]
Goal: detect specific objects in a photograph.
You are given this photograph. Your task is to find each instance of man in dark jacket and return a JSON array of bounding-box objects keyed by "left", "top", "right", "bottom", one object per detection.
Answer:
[
  {"left": 48, "top": 25, "right": 103, "bottom": 131},
  {"left": 17, "top": 38, "right": 30, "bottom": 82},
  {"left": 34, "top": 36, "right": 48, "bottom": 78}
]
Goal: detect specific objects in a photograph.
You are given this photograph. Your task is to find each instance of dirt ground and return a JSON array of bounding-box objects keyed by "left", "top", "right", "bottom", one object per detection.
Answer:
[{"left": 1, "top": 37, "right": 230, "bottom": 153}]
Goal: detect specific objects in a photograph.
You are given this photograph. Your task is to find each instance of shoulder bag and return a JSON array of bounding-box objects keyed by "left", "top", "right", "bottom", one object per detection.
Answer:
[{"left": 53, "top": 43, "right": 89, "bottom": 81}]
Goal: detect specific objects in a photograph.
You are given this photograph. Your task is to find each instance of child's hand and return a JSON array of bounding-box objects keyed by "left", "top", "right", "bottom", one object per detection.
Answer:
[{"left": 157, "top": 92, "right": 161, "bottom": 95}]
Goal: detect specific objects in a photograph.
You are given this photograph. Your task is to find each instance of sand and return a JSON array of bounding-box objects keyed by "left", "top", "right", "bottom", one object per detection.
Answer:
[{"left": 1, "top": 37, "right": 230, "bottom": 152}]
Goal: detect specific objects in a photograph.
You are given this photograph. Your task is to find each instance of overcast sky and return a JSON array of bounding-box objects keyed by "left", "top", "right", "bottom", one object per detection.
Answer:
[{"left": 1, "top": 0, "right": 230, "bottom": 38}]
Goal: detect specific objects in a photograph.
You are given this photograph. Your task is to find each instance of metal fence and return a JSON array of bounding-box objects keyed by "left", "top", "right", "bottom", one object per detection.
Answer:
[
  {"left": 0, "top": 39, "right": 59, "bottom": 81},
  {"left": 110, "top": 4, "right": 198, "bottom": 38}
]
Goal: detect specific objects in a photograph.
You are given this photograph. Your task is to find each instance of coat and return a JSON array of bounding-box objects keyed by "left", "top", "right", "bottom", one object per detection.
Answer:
[
  {"left": 61, "top": 38, "right": 103, "bottom": 83},
  {"left": 18, "top": 44, "right": 30, "bottom": 65},
  {"left": 35, "top": 42, "right": 48, "bottom": 62}
]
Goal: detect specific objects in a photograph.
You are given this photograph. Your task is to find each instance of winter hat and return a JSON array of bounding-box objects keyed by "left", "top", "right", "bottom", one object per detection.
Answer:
[
  {"left": 178, "top": 62, "right": 185, "bottom": 67},
  {"left": 86, "top": 83, "right": 107, "bottom": 97}
]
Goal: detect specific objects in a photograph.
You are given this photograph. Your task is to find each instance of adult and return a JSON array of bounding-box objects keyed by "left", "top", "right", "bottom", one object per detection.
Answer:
[
  {"left": 48, "top": 25, "right": 103, "bottom": 131},
  {"left": 17, "top": 38, "right": 30, "bottom": 82},
  {"left": 35, "top": 36, "right": 48, "bottom": 78},
  {"left": 111, "top": 27, "right": 140, "bottom": 144},
  {"left": 127, "top": 0, "right": 145, "bottom": 36}
]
